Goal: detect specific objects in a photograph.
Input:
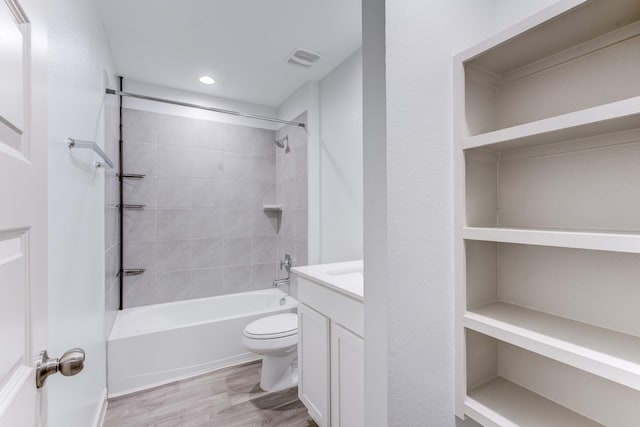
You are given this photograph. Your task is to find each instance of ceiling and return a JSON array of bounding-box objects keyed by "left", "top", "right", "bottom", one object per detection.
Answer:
[{"left": 98, "top": 0, "right": 362, "bottom": 108}]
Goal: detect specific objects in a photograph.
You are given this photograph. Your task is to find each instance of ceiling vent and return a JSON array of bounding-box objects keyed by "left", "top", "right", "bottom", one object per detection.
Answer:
[{"left": 286, "top": 48, "right": 321, "bottom": 67}]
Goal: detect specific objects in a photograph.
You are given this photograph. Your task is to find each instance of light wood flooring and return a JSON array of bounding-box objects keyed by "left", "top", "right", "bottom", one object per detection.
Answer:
[{"left": 104, "top": 360, "right": 317, "bottom": 427}]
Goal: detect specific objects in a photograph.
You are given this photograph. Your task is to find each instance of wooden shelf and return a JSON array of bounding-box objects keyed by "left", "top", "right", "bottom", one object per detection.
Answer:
[
  {"left": 466, "top": 377, "right": 602, "bottom": 427},
  {"left": 463, "top": 97, "right": 640, "bottom": 151},
  {"left": 465, "top": 302, "right": 640, "bottom": 391},
  {"left": 463, "top": 227, "right": 640, "bottom": 254}
]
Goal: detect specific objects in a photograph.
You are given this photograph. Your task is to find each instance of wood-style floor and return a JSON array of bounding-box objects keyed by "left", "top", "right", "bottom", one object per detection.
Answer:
[{"left": 103, "top": 360, "right": 317, "bottom": 427}]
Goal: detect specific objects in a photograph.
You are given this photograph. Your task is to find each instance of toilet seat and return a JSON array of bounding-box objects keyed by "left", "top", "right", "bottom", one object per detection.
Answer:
[{"left": 244, "top": 313, "right": 298, "bottom": 340}]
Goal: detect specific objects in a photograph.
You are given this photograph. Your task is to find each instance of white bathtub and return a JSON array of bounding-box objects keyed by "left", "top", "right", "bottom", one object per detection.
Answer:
[{"left": 107, "top": 288, "right": 297, "bottom": 397}]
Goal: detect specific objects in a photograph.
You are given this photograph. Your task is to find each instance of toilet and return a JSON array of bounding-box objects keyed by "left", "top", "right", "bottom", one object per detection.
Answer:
[{"left": 242, "top": 313, "right": 298, "bottom": 392}]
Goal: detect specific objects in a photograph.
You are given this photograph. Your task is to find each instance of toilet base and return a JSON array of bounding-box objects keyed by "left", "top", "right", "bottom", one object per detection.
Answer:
[{"left": 260, "top": 350, "right": 298, "bottom": 392}]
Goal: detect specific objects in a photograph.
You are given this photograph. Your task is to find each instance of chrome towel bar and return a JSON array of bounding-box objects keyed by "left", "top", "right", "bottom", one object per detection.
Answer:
[{"left": 66, "top": 137, "right": 114, "bottom": 169}]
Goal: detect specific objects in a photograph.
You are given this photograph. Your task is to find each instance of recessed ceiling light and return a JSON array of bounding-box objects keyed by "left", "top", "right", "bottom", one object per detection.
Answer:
[{"left": 199, "top": 76, "right": 215, "bottom": 85}]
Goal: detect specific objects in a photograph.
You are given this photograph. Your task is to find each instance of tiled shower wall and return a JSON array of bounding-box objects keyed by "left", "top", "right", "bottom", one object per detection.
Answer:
[
  {"left": 276, "top": 112, "right": 308, "bottom": 298},
  {"left": 121, "top": 108, "right": 286, "bottom": 307},
  {"left": 104, "top": 100, "right": 121, "bottom": 333}
]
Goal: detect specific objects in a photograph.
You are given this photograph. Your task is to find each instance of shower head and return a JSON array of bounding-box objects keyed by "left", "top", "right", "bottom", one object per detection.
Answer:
[{"left": 274, "top": 135, "right": 290, "bottom": 153}]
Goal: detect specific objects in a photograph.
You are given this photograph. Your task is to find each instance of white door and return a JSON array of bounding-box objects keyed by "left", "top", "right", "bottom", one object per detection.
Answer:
[{"left": 0, "top": 0, "right": 48, "bottom": 425}]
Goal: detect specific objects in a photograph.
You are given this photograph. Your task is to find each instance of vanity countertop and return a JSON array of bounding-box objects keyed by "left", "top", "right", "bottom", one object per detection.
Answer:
[{"left": 292, "top": 260, "right": 363, "bottom": 302}]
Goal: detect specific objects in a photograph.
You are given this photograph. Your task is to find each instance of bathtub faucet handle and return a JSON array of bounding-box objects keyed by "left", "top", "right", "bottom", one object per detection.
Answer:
[{"left": 280, "top": 254, "right": 292, "bottom": 273}]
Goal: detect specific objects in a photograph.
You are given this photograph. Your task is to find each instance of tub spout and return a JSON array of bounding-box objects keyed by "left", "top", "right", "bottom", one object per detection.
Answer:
[{"left": 273, "top": 278, "right": 290, "bottom": 288}]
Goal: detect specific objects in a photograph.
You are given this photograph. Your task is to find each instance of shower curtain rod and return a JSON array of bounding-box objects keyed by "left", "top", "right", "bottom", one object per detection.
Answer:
[{"left": 105, "top": 89, "right": 306, "bottom": 128}]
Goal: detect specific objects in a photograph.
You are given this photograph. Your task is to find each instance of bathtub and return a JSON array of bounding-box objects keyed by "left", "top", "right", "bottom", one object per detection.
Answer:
[{"left": 107, "top": 288, "right": 297, "bottom": 397}]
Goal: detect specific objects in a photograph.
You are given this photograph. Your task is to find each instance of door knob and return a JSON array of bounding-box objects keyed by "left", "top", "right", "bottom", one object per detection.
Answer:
[{"left": 35, "top": 348, "right": 85, "bottom": 388}]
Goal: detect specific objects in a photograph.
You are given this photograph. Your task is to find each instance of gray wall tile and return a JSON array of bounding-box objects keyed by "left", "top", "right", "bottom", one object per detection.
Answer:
[
  {"left": 124, "top": 273, "right": 156, "bottom": 308},
  {"left": 224, "top": 152, "right": 253, "bottom": 181},
  {"left": 223, "top": 210, "right": 253, "bottom": 238},
  {"left": 253, "top": 211, "right": 279, "bottom": 237},
  {"left": 105, "top": 206, "right": 119, "bottom": 250},
  {"left": 157, "top": 177, "right": 191, "bottom": 208},
  {"left": 191, "top": 149, "right": 224, "bottom": 179},
  {"left": 223, "top": 238, "right": 252, "bottom": 266},
  {"left": 223, "top": 181, "right": 255, "bottom": 209},
  {"left": 124, "top": 142, "right": 157, "bottom": 176},
  {"left": 223, "top": 265, "right": 252, "bottom": 293},
  {"left": 124, "top": 209, "right": 156, "bottom": 242},
  {"left": 276, "top": 113, "right": 308, "bottom": 294},
  {"left": 157, "top": 240, "right": 192, "bottom": 272},
  {"left": 157, "top": 209, "right": 191, "bottom": 240},
  {"left": 157, "top": 113, "right": 192, "bottom": 146},
  {"left": 155, "top": 270, "right": 193, "bottom": 303},
  {"left": 123, "top": 109, "right": 157, "bottom": 144},
  {"left": 193, "top": 119, "right": 226, "bottom": 151},
  {"left": 156, "top": 240, "right": 191, "bottom": 271},
  {"left": 104, "top": 98, "right": 122, "bottom": 331},
  {"left": 252, "top": 155, "right": 276, "bottom": 183},
  {"left": 191, "top": 239, "right": 224, "bottom": 269},
  {"left": 123, "top": 176, "right": 157, "bottom": 208},
  {"left": 224, "top": 126, "right": 276, "bottom": 157},
  {"left": 105, "top": 244, "right": 120, "bottom": 285},
  {"left": 119, "top": 109, "right": 302, "bottom": 307},
  {"left": 191, "top": 179, "right": 223, "bottom": 208},
  {"left": 252, "top": 263, "right": 277, "bottom": 290},
  {"left": 124, "top": 241, "right": 157, "bottom": 273},
  {"left": 191, "top": 208, "right": 223, "bottom": 238},
  {"left": 252, "top": 237, "right": 277, "bottom": 264},
  {"left": 158, "top": 145, "right": 192, "bottom": 177},
  {"left": 192, "top": 268, "right": 224, "bottom": 297}
]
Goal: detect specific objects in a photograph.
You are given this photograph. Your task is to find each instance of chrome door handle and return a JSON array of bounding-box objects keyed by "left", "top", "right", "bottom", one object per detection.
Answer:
[{"left": 35, "top": 348, "right": 85, "bottom": 388}]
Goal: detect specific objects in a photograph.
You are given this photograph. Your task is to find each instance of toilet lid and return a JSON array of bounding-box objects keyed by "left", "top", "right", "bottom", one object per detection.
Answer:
[{"left": 244, "top": 313, "right": 298, "bottom": 339}]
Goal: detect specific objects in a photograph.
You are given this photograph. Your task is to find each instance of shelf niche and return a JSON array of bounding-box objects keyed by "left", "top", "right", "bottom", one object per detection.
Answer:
[
  {"left": 465, "top": 128, "right": 640, "bottom": 233},
  {"left": 466, "top": 330, "right": 639, "bottom": 427},
  {"left": 463, "top": 0, "right": 640, "bottom": 137}
]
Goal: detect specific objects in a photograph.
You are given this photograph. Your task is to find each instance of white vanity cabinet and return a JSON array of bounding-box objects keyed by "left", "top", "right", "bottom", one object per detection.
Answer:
[
  {"left": 330, "top": 322, "right": 364, "bottom": 427},
  {"left": 293, "top": 261, "right": 364, "bottom": 427},
  {"left": 298, "top": 303, "right": 331, "bottom": 426}
]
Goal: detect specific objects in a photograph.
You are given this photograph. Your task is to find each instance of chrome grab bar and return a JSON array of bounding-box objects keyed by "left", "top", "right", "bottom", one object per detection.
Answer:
[{"left": 66, "top": 137, "right": 115, "bottom": 169}]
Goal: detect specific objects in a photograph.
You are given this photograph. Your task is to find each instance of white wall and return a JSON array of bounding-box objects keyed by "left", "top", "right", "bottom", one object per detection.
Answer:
[
  {"left": 318, "top": 49, "right": 364, "bottom": 263},
  {"left": 362, "top": 0, "right": 387, "bottom": 423},
  {"left": 277, "top": 50, "right": 364, "bottom": 267},
  {"left": 47, "top": 0, "right": 116, "bottom": 425},
  {"left": 363, "top": 1, "right": 499, "bottom": 425},
  {"left": 495, "top": 0, "right": 561, "bottom": 31},
  {"left": 277, "top": 82, "right": 321, "bottom": 265},
  {"left": 276, "top": 50, "right": 364, "bottom": 267}
]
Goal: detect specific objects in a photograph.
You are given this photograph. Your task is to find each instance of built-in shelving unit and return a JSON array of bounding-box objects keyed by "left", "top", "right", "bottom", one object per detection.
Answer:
[{"left": 454, "top": 1, "right": 640, "bottom": 425}]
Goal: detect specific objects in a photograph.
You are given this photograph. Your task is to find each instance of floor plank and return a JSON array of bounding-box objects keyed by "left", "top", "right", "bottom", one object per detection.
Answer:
[{"left": 103, "top": 361, "right": 317, "bottom": 427}]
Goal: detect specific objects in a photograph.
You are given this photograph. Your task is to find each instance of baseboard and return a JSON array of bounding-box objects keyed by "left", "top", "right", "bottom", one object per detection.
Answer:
[
  {"left": 108, "top": 356, "right": 261, "bottom": 400},
  {"left": 93, "top": 388, "right": 108, "bottom": 427}
]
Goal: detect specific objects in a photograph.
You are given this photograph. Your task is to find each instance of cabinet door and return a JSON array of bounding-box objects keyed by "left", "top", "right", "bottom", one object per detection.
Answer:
[
  {"left": 298, "top": 303, "right": 331, "bottom": 427},
  {"left": 331, "top": 322, "right": 364, "bottom": 427}
]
